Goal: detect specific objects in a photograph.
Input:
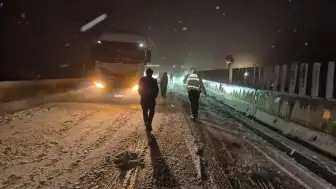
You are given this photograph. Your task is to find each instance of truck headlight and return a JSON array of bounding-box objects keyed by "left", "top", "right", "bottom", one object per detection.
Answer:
[
  {"left": 94, "top": 81, "right": 104, "bottom": 88},
  {"left": 132, "top": 84, "right": 139, "bottom": 91}
]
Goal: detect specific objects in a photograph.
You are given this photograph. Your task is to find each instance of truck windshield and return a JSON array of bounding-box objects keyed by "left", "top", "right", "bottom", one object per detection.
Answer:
[{"left": 92, "top": 41, "right": 146, "bottom": 63}]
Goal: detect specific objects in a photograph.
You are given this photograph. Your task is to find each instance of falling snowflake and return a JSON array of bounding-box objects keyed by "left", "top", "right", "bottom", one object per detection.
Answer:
[
  {"left": 222, "top": 12, "right": 226, "bottom": 16},
  {"left": 21, "top": 13, "right": 25, "bottom": 19},
  {"left": 216, "top": 6, "right": 220, "bottom": 10},
  {"left": 188, "top": 52, "right": 192, "bottom": 56},
  {"left": 0, "top": 2, "right": 3, "bottom": 7},
  {"left": 177, "top": 20, "right": 183, "bottom": 24},
  {"left": 277, "top": 29, "right": 281, "bottom": 32},
  {"left": 80, "top": 13, "right": 107, "bottom": 32},
  {"left": 272, "top": 45, "right": 275, "bottom": 48},
  {"left": 148, "top": 25, "right": 152, "bottom": 30},
  {"left": 60, "top": 64, "right": 70, "bottom": 68},
  {"left": 173, "top": 28, "right": 177, "bottom": 32},
  {"left": 65, "top": 43, "right": 70, "bottom": 47},
  {"left": 304, "top": 42, "right": 308, "bottom": 46},
  {"left": 293, "top": 29, "right": 297, "bottom": 32},
  {"left": 182, "top": 26, "right": 188, "bottom": 31}
]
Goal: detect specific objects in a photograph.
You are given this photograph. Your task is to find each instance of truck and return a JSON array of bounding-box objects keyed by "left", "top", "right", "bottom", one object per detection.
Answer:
[{"left": 90, "top": 32, "right": 151, "bottom": 99}]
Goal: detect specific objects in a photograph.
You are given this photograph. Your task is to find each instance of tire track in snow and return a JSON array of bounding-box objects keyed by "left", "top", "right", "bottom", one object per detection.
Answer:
[
  {"left": 66, "top": 111, "right": 144, "bottom": 189},
  {"left": 175, "top": 91, "right": 306, "bottom": 189}
]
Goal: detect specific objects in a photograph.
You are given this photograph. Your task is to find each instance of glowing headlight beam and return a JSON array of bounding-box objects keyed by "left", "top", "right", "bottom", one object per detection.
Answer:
[
  {"left": 132, "top": 84, "right": 139, "bottom": 91},
  {"left": 80, "top": 13, "right": 107, "bottom": 32},
  {"left": 94, "top": 82, "right": 104, "bottom": 88}
]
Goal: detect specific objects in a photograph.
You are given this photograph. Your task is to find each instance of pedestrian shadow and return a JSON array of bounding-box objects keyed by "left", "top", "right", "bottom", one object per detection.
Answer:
[{"left": 149, "top": 138, "right": 181, "bottom": 188}]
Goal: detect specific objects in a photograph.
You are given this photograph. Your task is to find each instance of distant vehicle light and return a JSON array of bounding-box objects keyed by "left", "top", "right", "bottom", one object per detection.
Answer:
[
  {"left": 114, "top": 94, "right": 124, "bottom": 98},
  {"left": 179, "top": 77, "right": 184, "bottom": 82},
  {"left": 152, "top": 74, "right": 159, "bottom": 79},
  {"left": 132, "top": 84, "right": 139, "bottom": 91},
  {"left": 94, "top": 81, "right": 104, "bottom": 88}
]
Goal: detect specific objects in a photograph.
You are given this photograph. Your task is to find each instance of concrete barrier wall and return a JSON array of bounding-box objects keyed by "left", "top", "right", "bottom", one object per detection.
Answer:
[
  {"left": 201, "top": 79, "right": 336, "bottom": 157},
  {"left": 0, "top": 78, "right": 85, "bottom": 103},
  {"left": 203, "top": 80, "right": 336, "bottom": 136}
]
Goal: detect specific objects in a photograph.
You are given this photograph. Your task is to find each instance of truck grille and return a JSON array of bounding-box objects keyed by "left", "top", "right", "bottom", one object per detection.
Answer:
[{"left": 100, "top": 67, "right": 136, "bottom": 78}]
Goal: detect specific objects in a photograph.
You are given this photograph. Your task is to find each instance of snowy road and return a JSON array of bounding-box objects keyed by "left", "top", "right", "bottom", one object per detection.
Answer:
[{"left": 0, "top": 89, "right": 316, "bottom": 189}]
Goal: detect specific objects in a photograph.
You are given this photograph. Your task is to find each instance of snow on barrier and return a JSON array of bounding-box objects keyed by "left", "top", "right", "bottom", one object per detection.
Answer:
[
  {"left": 202, "top": 79, "right": 336, "bottom": 158},
  {"left": 0, "top": 78, "right": 85, "bottom": 103},
  {"left": 0, "top": 78, "right": 86, "bottom": 114}
]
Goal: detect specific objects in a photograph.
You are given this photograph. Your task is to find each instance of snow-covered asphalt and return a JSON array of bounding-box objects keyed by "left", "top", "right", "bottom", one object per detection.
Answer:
[{"left": 0, "top": 88, "right": 312, "bottom": 189}]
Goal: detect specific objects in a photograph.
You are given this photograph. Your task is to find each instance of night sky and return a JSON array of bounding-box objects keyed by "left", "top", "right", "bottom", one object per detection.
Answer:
[{"left": 0, "top": 0, "right": 335, "bottom": 79}]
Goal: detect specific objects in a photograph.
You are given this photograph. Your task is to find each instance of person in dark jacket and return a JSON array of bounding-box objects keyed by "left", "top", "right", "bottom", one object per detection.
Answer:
[
  {"left": 160, "top": 72, "right": 169, "bottom": 98},
  {"left": 138, "top": 68, "right": 159, "bottom": 134}
]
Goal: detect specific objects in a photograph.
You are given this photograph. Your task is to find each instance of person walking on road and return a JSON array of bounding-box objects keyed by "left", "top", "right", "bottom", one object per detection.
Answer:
[
  {"left": 160, "top": 72, "right": 169, "bottom": 98},
  {"left": 169, "top": 72, "right": 174, "bottom": 84},
  {"left": 186, "top": 68, "right": 207, "bottom": 120},
  {"left": 138, "top": 68, "right": 159, "bottom": 140}
]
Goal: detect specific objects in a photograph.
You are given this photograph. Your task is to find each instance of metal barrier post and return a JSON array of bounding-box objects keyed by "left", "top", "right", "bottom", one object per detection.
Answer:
[
  {"left": 289, "top": 63, "right": 298, "bottom": 94},
  {"left": 280, "top": 64, "right": 287, "bottom": 93},
  {"left": 326, "top": 61, "right": 335, "bottom": 100},
  {"left": 311, "top": 62, "right": 321, "bottom": 98},
  {"left": 299, "top": 63, "right": 308, "bottom": 96}
]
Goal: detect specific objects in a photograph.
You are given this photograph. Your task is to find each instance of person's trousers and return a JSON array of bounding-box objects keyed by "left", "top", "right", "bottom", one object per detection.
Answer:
[
  {"left": 188, "top": 90, "right": 201, "bottom": 118},
  {"left": 141, "top": 103, "right": 155, "bottom": 131},
  {"left": 160, "top": 85, "right": 167, "bottom": 98}
]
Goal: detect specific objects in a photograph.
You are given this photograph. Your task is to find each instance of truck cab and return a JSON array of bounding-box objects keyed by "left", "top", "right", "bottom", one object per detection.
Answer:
[{"left": 90, "top": 32, "right": 151, "bottom": 99}]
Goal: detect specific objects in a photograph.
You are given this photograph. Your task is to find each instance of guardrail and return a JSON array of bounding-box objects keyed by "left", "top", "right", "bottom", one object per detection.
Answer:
[
  {"left": 231, "top": 62, "right": 335, "bottom": 99},
  {"left": 0, "top": 78, "right": 85, "bottom": 103},
  {"left": 202, "top": 79, "right": 336, "bottom": 158}
]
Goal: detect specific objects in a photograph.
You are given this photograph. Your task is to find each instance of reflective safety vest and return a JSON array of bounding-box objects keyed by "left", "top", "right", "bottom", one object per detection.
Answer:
[{"left": 187, "top": 74, "right": 202, "bottom": 91}]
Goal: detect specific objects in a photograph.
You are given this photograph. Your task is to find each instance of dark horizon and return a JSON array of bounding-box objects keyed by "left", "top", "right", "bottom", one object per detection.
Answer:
[{"left": 1, "top": 0, "right": 335, "bottom": 80}]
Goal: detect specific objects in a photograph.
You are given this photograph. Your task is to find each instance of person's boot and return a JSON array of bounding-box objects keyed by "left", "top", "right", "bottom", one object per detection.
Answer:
[
  {"left": 195, "top": 111, "right": 199, "bottom": 119},
  {"left": 146, "top": 129, "right": 154, "bottom": 145},
  {"left": 145, "top": 122, "right": 152, "bottom": 132},
  {"left": 191, "top": 114, "right": 196, "bottom": 120}
]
